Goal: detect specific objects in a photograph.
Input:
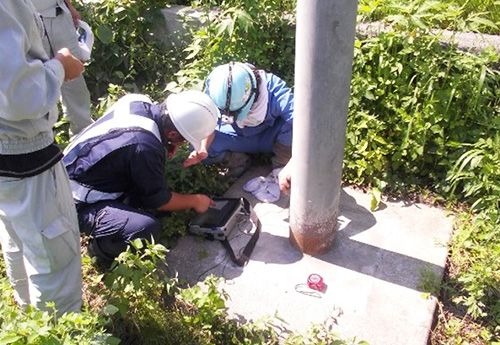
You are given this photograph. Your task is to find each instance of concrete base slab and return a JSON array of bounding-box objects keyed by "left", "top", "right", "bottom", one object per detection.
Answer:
[{"left": 166, "top": 165, "right": 453, "bottom": 345}]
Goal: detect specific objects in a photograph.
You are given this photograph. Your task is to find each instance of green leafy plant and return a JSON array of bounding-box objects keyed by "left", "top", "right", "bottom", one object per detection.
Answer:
[
  {"left": 99, "top": 240, "right": 185, "bottom": 344},
  {"left": 345, "top": 30, "right": 500, "bottom": 197},
  {"left": 102, "top": 240, "right": 175, "bottom": 316},
  {"left": 418, "top": 266, "right": 443, "bottom": 298},
  {"left": 99, "top": 248, "right": 283, "bottom": 344},
  {"left": 358, "top": 0, "right": 500, "bottom": 34},
  {"left": 177, "top": 275, "right": 283, "bottom": 344},
  {"left": 170, "top": 0, "right": 296, "bottom": 91},
  {"left": 0, "top": 277, "right": 117, "bottom": 345},
  {"left": 446, "top": 135, "right": 500, "bottom": 211},
  {"left": 76, "top": 0, "right": 183, "bottom": 100},
  {"left": 448, "top": 208, "right": 500, "bottom": 321},
  {"left": 284, "top": 321, "right": 370, "bottom": 345}
]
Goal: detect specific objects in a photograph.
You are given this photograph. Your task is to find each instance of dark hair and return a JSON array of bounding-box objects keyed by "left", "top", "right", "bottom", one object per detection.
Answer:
[{"left": 159, "top": 102, "right": 185, "bottom": 142}]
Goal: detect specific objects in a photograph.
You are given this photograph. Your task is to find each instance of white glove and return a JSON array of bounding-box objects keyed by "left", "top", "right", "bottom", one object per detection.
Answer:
[{"left": 243, "top": 168, "right": 283, "bottom": 203}]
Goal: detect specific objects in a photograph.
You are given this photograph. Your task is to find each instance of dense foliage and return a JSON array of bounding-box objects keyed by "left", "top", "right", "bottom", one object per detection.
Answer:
[
  {"left": 168, "top": 0, "right": 296, "bottom": 92},
  {"left": 347, "top": 32, "right": 500, "bottom": 198},
  {"left": 354, "top": 1, "right": 500, "bottom": 343},
  {"left": 359, "top": 0, "right": 500, "bottom": 34},
  {"left": 80, "top": 0, "right": 179, "bottom": 100}
]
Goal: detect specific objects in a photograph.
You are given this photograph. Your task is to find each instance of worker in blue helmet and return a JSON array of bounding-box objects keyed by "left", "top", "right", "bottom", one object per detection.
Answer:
[{"left": 183, "top": 62, "right": 294, "bottom": 183}]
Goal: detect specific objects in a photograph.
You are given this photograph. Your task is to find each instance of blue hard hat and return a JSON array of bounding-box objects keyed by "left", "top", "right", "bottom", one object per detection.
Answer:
[{"left": 206, "top": 62, "right": 257, "bottom": 123}]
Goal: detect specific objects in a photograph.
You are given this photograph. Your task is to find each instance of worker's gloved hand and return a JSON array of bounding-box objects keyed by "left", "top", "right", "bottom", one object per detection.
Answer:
[
  {"left": 182, "top": 150, "right": 208, "bottom": 167},
  {"left": 243, "top": 168, "right": 282, "bottom": 203}
]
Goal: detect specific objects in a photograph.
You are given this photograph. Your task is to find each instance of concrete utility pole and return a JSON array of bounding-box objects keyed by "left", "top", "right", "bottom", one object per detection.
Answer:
[{"left": 289, "top": 0, "right": 358, "bottom": 254}]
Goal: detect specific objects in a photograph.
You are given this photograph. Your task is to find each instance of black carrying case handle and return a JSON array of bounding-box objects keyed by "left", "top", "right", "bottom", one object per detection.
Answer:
[{"left": 222, "top": 197, "right": 261, "bottom": 266}]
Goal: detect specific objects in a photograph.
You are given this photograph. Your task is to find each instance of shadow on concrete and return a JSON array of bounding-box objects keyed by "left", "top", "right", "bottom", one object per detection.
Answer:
[
  {"left": 240, "top": 231, "right": 304, "bottom": 265},
  {"left": 212, "top": 187, "right": 442, "bottom": 292},
  {"left": 311, "top": 189, "right": 444, "bottom": 292},
  {"left": 164, "top": 165, "right": 452, "bottom": 345},
  {"left": 339, "top": 188, "right": 377, "bottom": 235},
  {"left": 167, "top": 167, "right": 446, "bottom": 295},
  {"left": 186, "top": 230, "right": 304, "bottom": 284}
]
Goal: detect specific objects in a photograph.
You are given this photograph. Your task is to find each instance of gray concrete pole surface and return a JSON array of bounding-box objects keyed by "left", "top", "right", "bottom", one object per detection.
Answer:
[{"left": 289, "top": 0, "right": 358, "bottom": 254}]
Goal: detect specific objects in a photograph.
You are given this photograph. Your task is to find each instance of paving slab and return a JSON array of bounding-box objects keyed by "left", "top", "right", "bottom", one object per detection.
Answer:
[{"left": 165, "top": 165, "right": 454, "bottom": 345}]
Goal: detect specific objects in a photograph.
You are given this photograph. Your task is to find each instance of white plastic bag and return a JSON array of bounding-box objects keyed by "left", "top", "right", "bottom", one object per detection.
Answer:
[{"left": 76, "top": 20, "right": 94, "bottom": 62}]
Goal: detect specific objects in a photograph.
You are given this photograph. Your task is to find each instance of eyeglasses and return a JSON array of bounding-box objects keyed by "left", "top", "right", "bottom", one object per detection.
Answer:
[{"left": 222, "top": 62, "right": 257, "bottom": 121}]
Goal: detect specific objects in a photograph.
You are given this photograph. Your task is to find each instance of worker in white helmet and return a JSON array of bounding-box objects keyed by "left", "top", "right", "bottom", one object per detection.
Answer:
[{"left": 63, "top": 91, "right": 218, "bottom": 263}]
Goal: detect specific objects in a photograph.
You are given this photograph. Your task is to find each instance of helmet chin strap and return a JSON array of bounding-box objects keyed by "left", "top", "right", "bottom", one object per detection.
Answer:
[
  {"left": 224, "top": 62, "right": 234, "bottom": 117},
  {"left": 224, "top": 62, "right": 258, "bottom": 122}
]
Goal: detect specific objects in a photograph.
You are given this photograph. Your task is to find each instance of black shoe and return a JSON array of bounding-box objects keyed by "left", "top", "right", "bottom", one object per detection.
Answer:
[
  {"left": 88, "top": 241, "right": 114, "bottom": 269},
  {"left": 224, "top": 152, "right": 252, "bottom": 178}
]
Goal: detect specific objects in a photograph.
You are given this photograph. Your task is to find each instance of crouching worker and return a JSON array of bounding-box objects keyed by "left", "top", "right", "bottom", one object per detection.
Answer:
[
  {"left": 183, "top": 62, "right": 294, "bottom": 178},
  {"left": 63, "top": 91, "right": 218, "bottom": 262}
]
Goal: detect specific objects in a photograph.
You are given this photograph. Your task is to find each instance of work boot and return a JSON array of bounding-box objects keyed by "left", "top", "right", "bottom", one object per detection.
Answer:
[
  {"left": 88, "top": 240, "right": 114, "bottom": 269},
  {"left": 224, "top": 151, "right": 252, "bottom": 178},
  {"left": 271, "top": 142, "right": 292, "bottom": 169}
]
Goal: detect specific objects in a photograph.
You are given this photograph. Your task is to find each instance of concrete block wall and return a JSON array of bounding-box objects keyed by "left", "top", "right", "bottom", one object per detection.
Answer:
[
  {"left": 158, "top": 5, "right": 218, "bottom": 48},
  {"left": 157, "top": 5, "right": 500, "bottom": 56}
]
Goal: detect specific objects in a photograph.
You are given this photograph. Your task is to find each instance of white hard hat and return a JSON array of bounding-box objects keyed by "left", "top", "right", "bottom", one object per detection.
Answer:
[
  {"left": 166, "top": 90, "right": 219, "bottom": 152},
  {"left": 76, "top": 20, "right": 94, "bottom": 62}
]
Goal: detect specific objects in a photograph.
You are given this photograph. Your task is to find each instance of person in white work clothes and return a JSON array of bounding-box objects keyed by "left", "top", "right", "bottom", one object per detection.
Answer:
[
  {"left": 0, "top": 0, "right": 85, "bottom": 315},
  {"left": 34, "top": 0, "right": 93, "bottom": 135}
]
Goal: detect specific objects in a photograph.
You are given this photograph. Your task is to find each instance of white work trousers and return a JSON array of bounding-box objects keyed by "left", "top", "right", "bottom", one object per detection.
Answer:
[
  {"left": 0, "top": 162, "right": 82, "bottom": 315},
  {"left": 41, "top": 10, "right": 93, "bottom": 135}
]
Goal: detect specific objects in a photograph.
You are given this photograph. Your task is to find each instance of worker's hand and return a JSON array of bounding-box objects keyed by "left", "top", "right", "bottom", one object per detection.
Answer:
[
  {"left": 278, "top": 162, "right": 292, "bottom": 194},
  {"left": 183, "top": 134, "right": 213, "bottom": 167},
  {"left": 54, "top": 48, "right": 84, "bottom": 82},
  {"left": 193, "top": 194, "right": 216, "bottom": 214},
  {"left": 182, "top": 150, "right": 208, "bottom": 167},
  {"left": 65, "top": 0, "right": 82, "bottom": 27}
]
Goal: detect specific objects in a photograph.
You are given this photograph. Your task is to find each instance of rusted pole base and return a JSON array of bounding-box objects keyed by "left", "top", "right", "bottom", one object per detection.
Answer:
[{"left": 289, "top": 218, "right": 338, "bottom": 255}]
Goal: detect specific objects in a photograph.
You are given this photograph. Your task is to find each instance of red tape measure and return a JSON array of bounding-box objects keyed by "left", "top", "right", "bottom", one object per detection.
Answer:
[{"left": 307, "top": 273, "right": 324, "bottom": 291}]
